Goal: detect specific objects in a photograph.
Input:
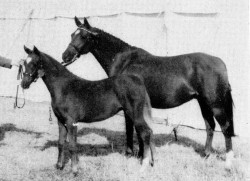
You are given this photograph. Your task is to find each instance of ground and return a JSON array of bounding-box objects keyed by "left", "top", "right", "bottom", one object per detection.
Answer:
[{"left": 0, "top": 97, "right": 249, "bottom": 181}]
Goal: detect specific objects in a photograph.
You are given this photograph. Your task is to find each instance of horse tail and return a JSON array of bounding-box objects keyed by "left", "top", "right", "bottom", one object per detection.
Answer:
[{"left": 224, "top": 84, "right": 235, "bottom": 137}]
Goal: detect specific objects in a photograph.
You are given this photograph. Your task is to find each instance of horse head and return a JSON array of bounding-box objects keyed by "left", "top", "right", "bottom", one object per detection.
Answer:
[
  {"left": 62, "top": 16, "right": 98, "bottom": 63},
  {"left": 21, "top": 46, "right": 45, "bottom": 89}
]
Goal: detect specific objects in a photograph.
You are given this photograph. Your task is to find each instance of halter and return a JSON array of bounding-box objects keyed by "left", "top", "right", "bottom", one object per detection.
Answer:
[
  {"left": 78, "top": 27, "right": 98, "bottom": 36},
  {"left": 23, "top": 58, "right": 44, "bottom": 82},
  {"left": 61, "top": 27, "right": 97, "bottom": 67},
  {"left": 61, "top": 53, "right": 79, "bottom": 67}
]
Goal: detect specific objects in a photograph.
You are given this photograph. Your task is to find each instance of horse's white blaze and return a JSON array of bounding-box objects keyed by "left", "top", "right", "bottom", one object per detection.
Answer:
[
  {"left": 26, "top": 57, "right": 32, "bottom": 63},
  {"left": 225, "top": 150, "right": 234, "bottom": 169},
  {"left": 74, "top": 30, "right": 81, "bottom": 35}
]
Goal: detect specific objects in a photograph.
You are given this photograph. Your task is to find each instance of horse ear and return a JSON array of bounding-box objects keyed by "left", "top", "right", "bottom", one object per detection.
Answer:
[
  {"left": 24, "top": 45, "right": 32, "bottom": 54},
  {"left": 33, "top": 46, "right": 40, "bottom": 55},
  {"left": 83, "top": 18, "right": 91, "bottom": 29},
  {"left": 75, "top": 16, "right": 82, "bottom": 27}
]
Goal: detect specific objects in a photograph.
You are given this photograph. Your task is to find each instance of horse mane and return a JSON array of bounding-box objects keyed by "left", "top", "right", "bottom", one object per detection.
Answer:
[{"left": 92, "top": 27, "right": 134, "bottom": 52}]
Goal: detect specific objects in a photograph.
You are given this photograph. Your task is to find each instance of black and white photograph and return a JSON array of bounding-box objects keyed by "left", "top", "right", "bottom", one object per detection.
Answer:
[{"left": 0, "top": 0, "right": 249, "bottom": 180}]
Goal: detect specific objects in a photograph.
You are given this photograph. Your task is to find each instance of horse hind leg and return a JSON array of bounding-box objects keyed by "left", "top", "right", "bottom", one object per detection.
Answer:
[
  {"left": 198, "top": 98, "right": 216, "bottom": 157},
  {"left": 213, "top": 87, "right": 235, "bottom": 169},
  {"left": 212, "top": 106, "right": 234, "bottom": 169}
]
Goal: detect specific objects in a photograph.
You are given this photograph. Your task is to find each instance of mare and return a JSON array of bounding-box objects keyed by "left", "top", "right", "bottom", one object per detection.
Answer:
[
  {"left": 21, "top": 46, "right": 155, "bottom": 175},
  {"left": 62, "top": 17, "right": 235, "bottom": 168}
]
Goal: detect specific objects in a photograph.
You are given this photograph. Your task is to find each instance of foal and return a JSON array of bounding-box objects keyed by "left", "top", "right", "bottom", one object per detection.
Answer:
[{"left": 21, "top": 46, "right": 154, "bottom": 175}]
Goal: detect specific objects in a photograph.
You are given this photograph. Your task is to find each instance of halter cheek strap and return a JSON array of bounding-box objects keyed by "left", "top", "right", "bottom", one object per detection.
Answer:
[{"left": 23, "top": 60, "right": 44, "bottom": 82}]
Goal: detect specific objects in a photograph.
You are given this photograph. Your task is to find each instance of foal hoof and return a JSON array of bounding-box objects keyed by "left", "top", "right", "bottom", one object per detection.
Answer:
[
  {"left": 204, "top": 149, "right": 212, "bottom": 158},
  {"left": 73, "top": 171, "right": 79, "bottom": 177},
  {"left": 72, "top": 165, "right": 79, "bottom": 177},
  {"left": 55, "top": 163, "right": 64, "bottom": 170}
]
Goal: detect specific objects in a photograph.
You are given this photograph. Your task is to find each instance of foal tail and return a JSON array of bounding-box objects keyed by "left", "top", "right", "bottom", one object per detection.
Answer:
[{"left": 224, "top": 84, "right": 235, "bottom": 137}]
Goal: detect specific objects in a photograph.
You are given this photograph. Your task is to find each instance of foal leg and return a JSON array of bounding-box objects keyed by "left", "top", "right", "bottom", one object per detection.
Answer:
[
  {"left": 134, "top": 122, "right": 153, "bottom": 172},
  {"left": 56, "top": 121, "right": 67, "bottom": 170},
  {"left": 67, "top": 124, "right": 79, "bottom": 175},
  {"left": 198, "top": 99, "right": 215, "bottom": 157},
  {"left": 125, "top": 113, "right": 134, "bottom": 156}
]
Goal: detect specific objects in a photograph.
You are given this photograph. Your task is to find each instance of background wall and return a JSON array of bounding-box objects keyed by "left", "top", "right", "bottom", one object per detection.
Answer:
[{"left": 0, "top": 0, "right": 249, "bottom": 137}]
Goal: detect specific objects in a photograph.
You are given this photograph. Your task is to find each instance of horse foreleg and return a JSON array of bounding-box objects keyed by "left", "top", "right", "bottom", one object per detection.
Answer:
[
  {"left": 67, "top": 124, "right": 79, "bottom": 176},
  {"left": 56, "top": 121, "right": 67, "bottom": 170},
  {"left": 198, "top": 99, "right": 215, "bottom": 157}
]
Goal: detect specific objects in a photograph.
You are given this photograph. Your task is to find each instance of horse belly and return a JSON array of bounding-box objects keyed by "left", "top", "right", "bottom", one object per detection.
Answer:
[{"left": 145, "top": 77, "right": 196, "bottom": 109}]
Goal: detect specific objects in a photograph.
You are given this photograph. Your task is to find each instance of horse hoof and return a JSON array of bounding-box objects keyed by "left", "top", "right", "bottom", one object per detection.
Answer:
[
  {"left": 140, "top": 157, "right": 150, "bottom": 172},
  {"left": 137, "top": 150, "right": 143, "bottom": 159},
  {"left": 225, "top": 151, "right": 234, "bottom": 170}
]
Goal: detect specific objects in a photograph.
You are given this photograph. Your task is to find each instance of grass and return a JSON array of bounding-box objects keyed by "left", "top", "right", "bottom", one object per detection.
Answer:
[{"left": 0, "top": 97, "right": 249, "bottom": 181}]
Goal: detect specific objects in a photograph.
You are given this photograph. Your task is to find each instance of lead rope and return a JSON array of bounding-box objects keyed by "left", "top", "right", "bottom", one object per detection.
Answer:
[
  {"left": 14, "top": 63, "right": 25, "bottom": 109},
  {"left": 12, "top": 10, "right": 34, "bottom": 109}
]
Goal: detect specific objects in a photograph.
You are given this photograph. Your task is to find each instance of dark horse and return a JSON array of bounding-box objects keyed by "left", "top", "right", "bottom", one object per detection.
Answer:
[
  {"left": 21, "top": 46, "right": 155, "bottom": 175},
  {"left": 62, "top": 17, "right": 235, "bottom": 168}
]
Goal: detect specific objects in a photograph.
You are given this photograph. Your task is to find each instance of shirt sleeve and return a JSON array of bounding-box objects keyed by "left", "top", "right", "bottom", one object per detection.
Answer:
[{"left": 0, "top": 55, "right": 12, "bottom": 69}]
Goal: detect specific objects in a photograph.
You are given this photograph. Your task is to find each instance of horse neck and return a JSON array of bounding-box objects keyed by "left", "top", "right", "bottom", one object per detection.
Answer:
[
  {"left": 40, "top": 53, "right": 71, "bottom": 97},
  {"left": 90, "top": 31, "right": 133, "bottom": 75}
]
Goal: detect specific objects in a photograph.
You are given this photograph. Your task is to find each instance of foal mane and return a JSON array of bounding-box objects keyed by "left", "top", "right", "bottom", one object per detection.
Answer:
[{"left": 40, "top": 52, "right": 77, "bottom": 79}]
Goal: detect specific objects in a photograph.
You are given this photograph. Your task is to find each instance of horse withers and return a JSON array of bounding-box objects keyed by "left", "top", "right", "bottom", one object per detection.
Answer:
[
  {"left": 21, "top": 46, "right": 155, "bottom": 175},
  {"left": 62, "top": 17, "right": 235, "bottom": 169}
]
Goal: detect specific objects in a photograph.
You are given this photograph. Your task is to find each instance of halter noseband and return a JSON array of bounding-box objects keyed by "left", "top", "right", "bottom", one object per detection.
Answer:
[{"left": 61, "top": 27, "right": 97, "bottom": 67}]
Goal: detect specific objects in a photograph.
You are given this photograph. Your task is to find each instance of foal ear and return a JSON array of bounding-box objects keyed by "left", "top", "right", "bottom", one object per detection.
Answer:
[
  {"left": 24, "top": 45, "right": 32, "bottom": 54},
  {"left": 83, "top": 17, "right": 91, "bottom": 29},
  {"left": 33, "top": 46, "right": 40, "bottom": 55},
  {"left": 75, "top": 16, "right": 82, "bottom": 27}
]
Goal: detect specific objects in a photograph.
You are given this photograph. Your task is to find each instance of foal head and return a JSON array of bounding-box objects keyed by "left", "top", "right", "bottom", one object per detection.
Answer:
[
  {"left": 62, "top": 17, "right": 98, "bottom": 63},
  {"left": 21, "top": 46, "right": 45, "bottom": 89}
]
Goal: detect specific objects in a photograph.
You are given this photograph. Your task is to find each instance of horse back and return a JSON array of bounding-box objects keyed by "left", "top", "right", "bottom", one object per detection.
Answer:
[{"left": 110, "top": 49, "right": 229, "bottom": 108}]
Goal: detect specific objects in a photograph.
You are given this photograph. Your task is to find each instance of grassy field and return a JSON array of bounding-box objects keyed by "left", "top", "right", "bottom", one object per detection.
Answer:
[{"left": 0, "top": 97, "right": 249, "bottom": 181}]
